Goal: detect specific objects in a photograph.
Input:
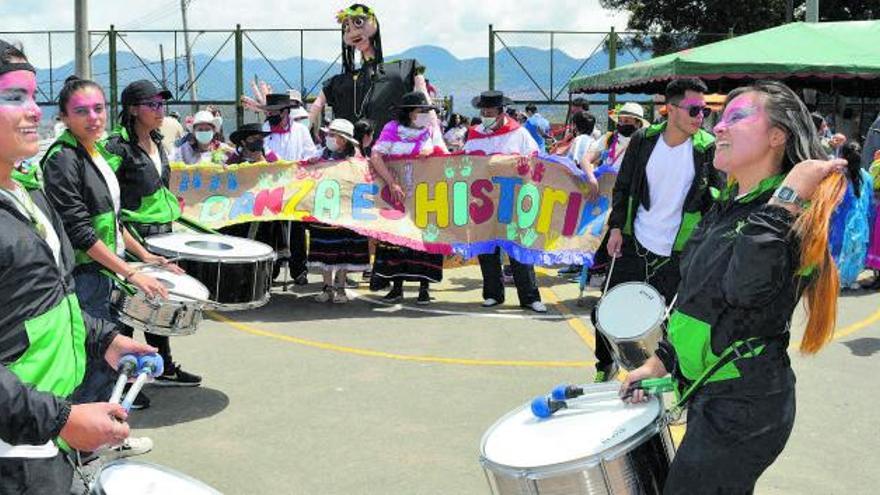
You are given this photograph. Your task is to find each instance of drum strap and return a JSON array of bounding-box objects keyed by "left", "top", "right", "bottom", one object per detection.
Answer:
[{"left": 666, "top": 335, "right": 783, "bottom": 420}]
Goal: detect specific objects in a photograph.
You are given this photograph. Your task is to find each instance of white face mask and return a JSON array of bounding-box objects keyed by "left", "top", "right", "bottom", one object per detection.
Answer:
[
  {"left": 194, "top": 130, "right": 214, "bottom": 145},
  {"left": 326, "top": 137, "right": 340, "bottom": 152},
  {"left": 413, "top": 113, "right": 432, "bottom": 129},
  {"left": 481, "top": 116, "right": 498, "bottom": 131}
]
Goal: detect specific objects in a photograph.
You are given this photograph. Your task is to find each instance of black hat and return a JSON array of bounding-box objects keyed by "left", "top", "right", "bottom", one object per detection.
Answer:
[
  {"left": 264, "top": 93, "right": 297, "bottom": 111},
  {"left": 229, "top": 123, "right": 271, "bottom": 146},
  {"left": 394, "top": 91, "right": 441, "bottom": 111},
  {"left": 121, "top": 79, "right": 172, "bottom": 107},
  {"left": 471, "top": 90, "right": 512, "bottom": 109}
]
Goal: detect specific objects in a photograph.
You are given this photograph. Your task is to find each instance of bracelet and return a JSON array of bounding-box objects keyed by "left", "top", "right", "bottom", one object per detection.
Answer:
[{"left": 122, "top": 267, "right": 137, "bottom": 281}]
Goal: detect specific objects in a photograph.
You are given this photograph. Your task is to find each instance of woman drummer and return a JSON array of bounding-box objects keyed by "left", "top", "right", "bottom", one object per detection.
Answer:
[
  {"left": 104, "top": 80, "right": 202, "bottom": 389},
  {"left": 622, "top": 81, "right": 846, "bottom": 494},
  {"left": 42, "top": 76, "right": 178, "bottom": 407},
  {"left": 0, "top": 39, "right": 155, "bottom": 494}
]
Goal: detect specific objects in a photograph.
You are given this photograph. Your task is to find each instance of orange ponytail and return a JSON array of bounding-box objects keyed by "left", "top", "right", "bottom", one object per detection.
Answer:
[{"left": 792, "top": 173, "right": 847, "bottom": 354}]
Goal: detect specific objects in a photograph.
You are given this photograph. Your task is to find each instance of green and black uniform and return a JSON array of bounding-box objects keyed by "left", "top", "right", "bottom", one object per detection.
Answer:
[
  {"left": 594, "top": 122, "right": 721, "bottom": 372},
  {"left": 658, "top": 175, "right": 802, "bottom": 494},
  {"left": 0, "top": 170, "right": 117, "bottom": 494},
  {"left": 103, "top": 124, "right": 181, "bottom": 368}
]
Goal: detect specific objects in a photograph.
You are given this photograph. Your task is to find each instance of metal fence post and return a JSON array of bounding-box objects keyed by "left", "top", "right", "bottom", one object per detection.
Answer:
[
  {"left": 549, "top": 32, "right": 554, "bottom": 102},
  {"left": 109, "top": 25, "right": 118, "bottom": 127},
  {"left": 48, "top": 32, "right": 54, "bottom": 101},
  {"left": 488, "top": 24, "right": 495, "bottom": 91},
  {"left": 235, "top": 24, "right": 244, "bottom": 128},
  {"left": 608, "top": 27, "right": 617, "bottom": 126}
]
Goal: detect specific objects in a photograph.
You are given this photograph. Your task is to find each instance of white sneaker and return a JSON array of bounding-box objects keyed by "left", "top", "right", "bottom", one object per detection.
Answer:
[
  {"left": 314, "top": 286, "right": 333, "bottom": 303},
  {"left": 100, "top": 436, "right": 153, "bottom": 461},
  {"left": 528, "top": 301, "right": 548, "bottom": 313},
  {"left": 332, "top": 288, "right": 349, "bottom": 304},
  {"left": 482, "top": 298, "right": 501, "bottom": 307}
]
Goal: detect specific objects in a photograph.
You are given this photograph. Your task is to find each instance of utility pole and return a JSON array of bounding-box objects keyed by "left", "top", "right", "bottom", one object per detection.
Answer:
[
  {"left": 74, "top": 0, "right": 91, "bottom": 78},
  {"left": 785, "top": 0, "right": 794, "bottom": 22},
  {"left": 159, "top": 44, "right": 167, "bottom": 89},
  {"left": 180, "top": 0, "right": 198, "bottom": 112},
  {"left": 806, "top": 0, "right": 820, "bottom": 22}
]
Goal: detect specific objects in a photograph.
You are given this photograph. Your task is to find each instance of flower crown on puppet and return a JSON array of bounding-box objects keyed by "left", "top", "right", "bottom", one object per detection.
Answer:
[{"left": 336, "top": 5, "right": 375, "bottom": 24}]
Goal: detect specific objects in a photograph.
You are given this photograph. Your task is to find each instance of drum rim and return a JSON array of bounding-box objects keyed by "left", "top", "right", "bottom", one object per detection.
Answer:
[
  {"left": 145, "top": 233, "right": 276, "bottom": 262},
  {"left": 596, "top": 282, "right": 666, "bottom": 340},
  {"left": 479, "top": 389, "right": 663, "bottom": 472},
  {"left": 127, "top": 263, "right": 212, "bottom": 301},
  {"left": 94, "top": 459, "right": 222, "bottom": 493}
]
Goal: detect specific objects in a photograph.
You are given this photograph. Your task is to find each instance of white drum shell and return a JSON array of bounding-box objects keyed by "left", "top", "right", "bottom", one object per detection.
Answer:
[{"left": 89, "top": 459, "right": 222, "bottom": 495}]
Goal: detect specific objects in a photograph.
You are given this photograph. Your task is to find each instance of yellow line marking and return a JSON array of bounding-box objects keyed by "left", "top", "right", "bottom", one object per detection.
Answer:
[
  {"left": 208, "top": 311, "right": 596, "bottom": 369},
  {"left": 833, "top": 308, "right": 880, "bottom": 340},
  {"left": 536, "top": 270, "right": 597, "bottom": 351}
]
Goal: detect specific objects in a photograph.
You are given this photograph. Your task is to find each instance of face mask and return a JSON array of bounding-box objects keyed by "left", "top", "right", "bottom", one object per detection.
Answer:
[
  {"left": 245, "top": 139, "right": 264, "bottom": 153},
  {"left": 413, "top": 113, "right": 432, "bottom": 129},
  {"left": 326, "top": 137, "right": 340, "bottom": 152},
  {"left": 266, "top": 114, "right": 282, "bottom": 126},
  {"left": 194, "top": 130, "right": 214, "bottom": 145},
  {"left": 617, "top": 124, "right": 636, "bottom": 137},
  {"left": 481, "top": 117, "right": 497, "bottom": 130}
]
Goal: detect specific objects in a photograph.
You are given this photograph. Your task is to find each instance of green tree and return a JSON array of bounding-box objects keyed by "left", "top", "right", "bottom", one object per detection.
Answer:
[{"left": 602, "top": 0, "right": 879, "bottom": 55}]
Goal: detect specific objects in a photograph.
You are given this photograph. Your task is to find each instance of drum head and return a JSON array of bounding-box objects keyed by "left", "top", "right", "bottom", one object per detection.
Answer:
[
  {"left": 133, "top": 264, "right": 210, "bottom": 302},
  {"left": 481, "top": 383, "right": 661, "bottom": 469},
  {"left": 93, "top": 460, "right": 221, "bottom": 494},
  {"left": 596, "top": 282, "right": 665, "bottom": 339},
  {"left": 146, "top": 232, "right": 274, "bottom": 262}
]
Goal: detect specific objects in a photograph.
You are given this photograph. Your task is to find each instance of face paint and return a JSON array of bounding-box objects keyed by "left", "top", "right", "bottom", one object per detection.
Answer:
[
  {"left": 712, "top": 93, "right": 772, "bottom": 175},
  {"left": 0, "top": 70, "right": 41, "bottom": 164},
  {"left": 64, "top": 87, "right": 106, "bottom": 145}
]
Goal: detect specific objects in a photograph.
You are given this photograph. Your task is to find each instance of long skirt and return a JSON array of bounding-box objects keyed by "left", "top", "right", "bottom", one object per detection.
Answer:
[
  {"left": 867, "top": 202, "right": 880, "bottom": 270},
  {"left": 372, "top": 241, "right": 443, "bottom": 283},
  {"left": 307, "top": 224, "right": 371, "bottom": 271}
]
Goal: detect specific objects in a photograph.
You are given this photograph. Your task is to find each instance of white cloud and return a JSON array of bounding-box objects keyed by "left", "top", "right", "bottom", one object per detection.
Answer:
[{"left": 2, "top": 0, "right": 629, "bottom": 64}]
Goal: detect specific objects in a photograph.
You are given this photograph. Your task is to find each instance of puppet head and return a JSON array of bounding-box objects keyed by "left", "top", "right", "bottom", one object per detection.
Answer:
[{"left": 337, "top": 4, "right": 382, "bottom": 72}]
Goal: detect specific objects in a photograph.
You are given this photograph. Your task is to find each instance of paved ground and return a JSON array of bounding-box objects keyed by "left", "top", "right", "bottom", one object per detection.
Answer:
[{"left": 118, "top": 265, "right": 880, "bottom": 494}]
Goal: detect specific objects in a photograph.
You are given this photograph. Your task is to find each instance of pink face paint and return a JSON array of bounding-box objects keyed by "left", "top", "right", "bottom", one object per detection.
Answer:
[
  {"left": 67, "top": 89, "right": 106, "bottom": 120},
  {"left": 0, "top": 70, "right": 40, "bottom": 118},
  {"left": 714, "top": 96, "right": 761, "bottom": 134}
]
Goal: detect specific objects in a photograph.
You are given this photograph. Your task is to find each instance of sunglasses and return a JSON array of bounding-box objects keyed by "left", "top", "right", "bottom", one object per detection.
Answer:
[
  {"left": 673, "top": 103, "right": 711, "bottom": 119},
  {"left": 138, "top": 101, "right": 166, "bottom": 111}
]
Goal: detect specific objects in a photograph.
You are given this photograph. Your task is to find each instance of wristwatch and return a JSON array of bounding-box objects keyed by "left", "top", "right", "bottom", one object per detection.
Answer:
[{"left": 772, "top": 186, "right": 809, "bottom": 209}]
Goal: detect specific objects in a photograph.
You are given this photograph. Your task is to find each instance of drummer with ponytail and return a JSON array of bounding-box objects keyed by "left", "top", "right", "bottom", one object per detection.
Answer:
[{"left": 621, "top": 80, "right": 846, "bottom": 494}]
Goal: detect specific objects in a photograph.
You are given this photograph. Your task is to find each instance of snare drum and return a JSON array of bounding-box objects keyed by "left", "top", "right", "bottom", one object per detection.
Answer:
[
  {"left": 595, "top": 282, "right": 666, "bottom": 371},
  {"left": 90, "top": 459, "right": 222, "bottom": 494},
  {"left": 145, "top": 232, "right": 275, "bottom": 311},
  {"left": 480, "top": 383, "right": 674, "bottom": 494},
  {"left": 111, "top": 264, "right": 209, "bottom": 337}
]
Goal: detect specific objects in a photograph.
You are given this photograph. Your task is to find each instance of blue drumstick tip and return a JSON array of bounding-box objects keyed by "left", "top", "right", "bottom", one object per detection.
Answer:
[
  {"left": 551, "top": 384, "right": 569, "bottom": 401},
  {"left": 530, "top": 396, "right": 552, "bottom": 418}
]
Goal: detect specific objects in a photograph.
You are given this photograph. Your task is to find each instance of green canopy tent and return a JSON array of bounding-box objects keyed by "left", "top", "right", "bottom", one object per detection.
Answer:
[{"left": 569, "top": 21, "right": 880, "bottom": 96}]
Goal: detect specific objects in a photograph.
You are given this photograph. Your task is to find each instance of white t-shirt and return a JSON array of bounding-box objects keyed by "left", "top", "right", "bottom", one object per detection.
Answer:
[
  {"left": 91, "top": 151, "right": 125, "bottom": 257},
  {"left": 0, "top": 185, "right": 63, "bottom": 267},
  {"left": 462, "top": 126, "right": 539, "bottom": 155},
  {"left": 147, "top": 147, "right": 163, "bottom": 177},
  {"left": 263, "top": 119, "right": 319, "bottom": 161},
  {"left": 567, "top": 134, "right": 597, "bottom": 165},
  {"left": 633, "top": 135, "right": 696, "bottom": 256}
]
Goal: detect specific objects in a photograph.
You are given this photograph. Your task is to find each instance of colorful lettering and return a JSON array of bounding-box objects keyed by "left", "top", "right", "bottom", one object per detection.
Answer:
[
  {"left": 452, "top": 181, "right": 469, "bottom": 226},
  {"left": 254, "top": 187, "right": 284, "bottom": 216},
  {"left": 492, "top": 176, "right": 522, "bottom": 224},
  {"left": 282, "top": 179, "right": 315, "bottom": 217},
  {"left": 536, "top": 187, "right": 569, "bottom": 234},
  {"left": 415, "top": 182, "right": 449, "bottom": 228},
  {"left": 516, "top": 183, "right": 541, "bottom": 229},
  {"left": 469, "top": 179, "right": 494, "bottom": 225},
  {"left": 352, "top": 183, "right": 378, "bottom": 221},
  {"left": 200, "top": 195, "right": 231, "bottom": 223},
  {"left": 313, "top": 179, "right": 341, "bottom": 220}
]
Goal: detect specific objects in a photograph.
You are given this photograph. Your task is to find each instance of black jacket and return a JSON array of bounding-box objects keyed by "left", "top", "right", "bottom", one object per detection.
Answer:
[
  {"left": 0, "top": 175, "right": 117, "bottom": 447},
  {"left": 42, "top": 130, "right": 123, "bottom": 266},
  {"left": 663, "top": 175, "right": 804, "bottom": 388},
  {"left": 608, "top": 122, "right": 722, "bottom": 252},
  {"left": 104, "top": 125, "right": 180, "bottom": 227}
]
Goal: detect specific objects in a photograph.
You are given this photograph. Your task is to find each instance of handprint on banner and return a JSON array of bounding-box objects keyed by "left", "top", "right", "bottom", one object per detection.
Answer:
[
  {"left": 424, "top": 223, "right": 441, "bottom": 242},
  {"left": 209, "top": 174, "right": 221, "bottom": 192},
  {"left": 178, "top": 172, "right": 190, "bottom": 192},
  {"left": 192, "top": 172, "right": 202, "bottom": 190},
  {"left": 226, "top": 173, "right": 238, "bottom": 191}
]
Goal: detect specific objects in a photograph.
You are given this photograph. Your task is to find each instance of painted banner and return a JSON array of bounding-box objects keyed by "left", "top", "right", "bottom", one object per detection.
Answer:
[{"left": 170, "top": 154, "right": 616, "bottom": 266}]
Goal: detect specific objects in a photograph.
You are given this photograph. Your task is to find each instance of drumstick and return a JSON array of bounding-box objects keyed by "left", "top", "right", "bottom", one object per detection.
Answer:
[
  {"left": 602, "top": 254, "right": 617, "bottom": 296},
  {"left": 663, "top": 293, "right": 679, "bottom": 320},
  {"left": 109, "top": 355, "right": 139, "bottom": 404},
  {"left": 165, "top": 288, "right": 217, "bottom": 306},
  {"left": 134, "top": 256, "right": 181, "bottom": 271},
  {"left": 121, "top": 354, "right": 164, "bottom": 412}
]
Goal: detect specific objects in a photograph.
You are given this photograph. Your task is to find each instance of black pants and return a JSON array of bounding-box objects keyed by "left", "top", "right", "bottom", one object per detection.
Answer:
[
  {"left": 0, "top": 454, "right": 72, "bottom": 495},
  {"left": 664, "top": 369, "right": 796, "bottom": 494},
  {"left": 594, "top": 235, "right": 680, "bottom": 371},
  {"left": 126, "top": 222, "right": 174, "bottom": 365},
  {"left": 478, "top": 248, "right": 541, "bottom": 306}
]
